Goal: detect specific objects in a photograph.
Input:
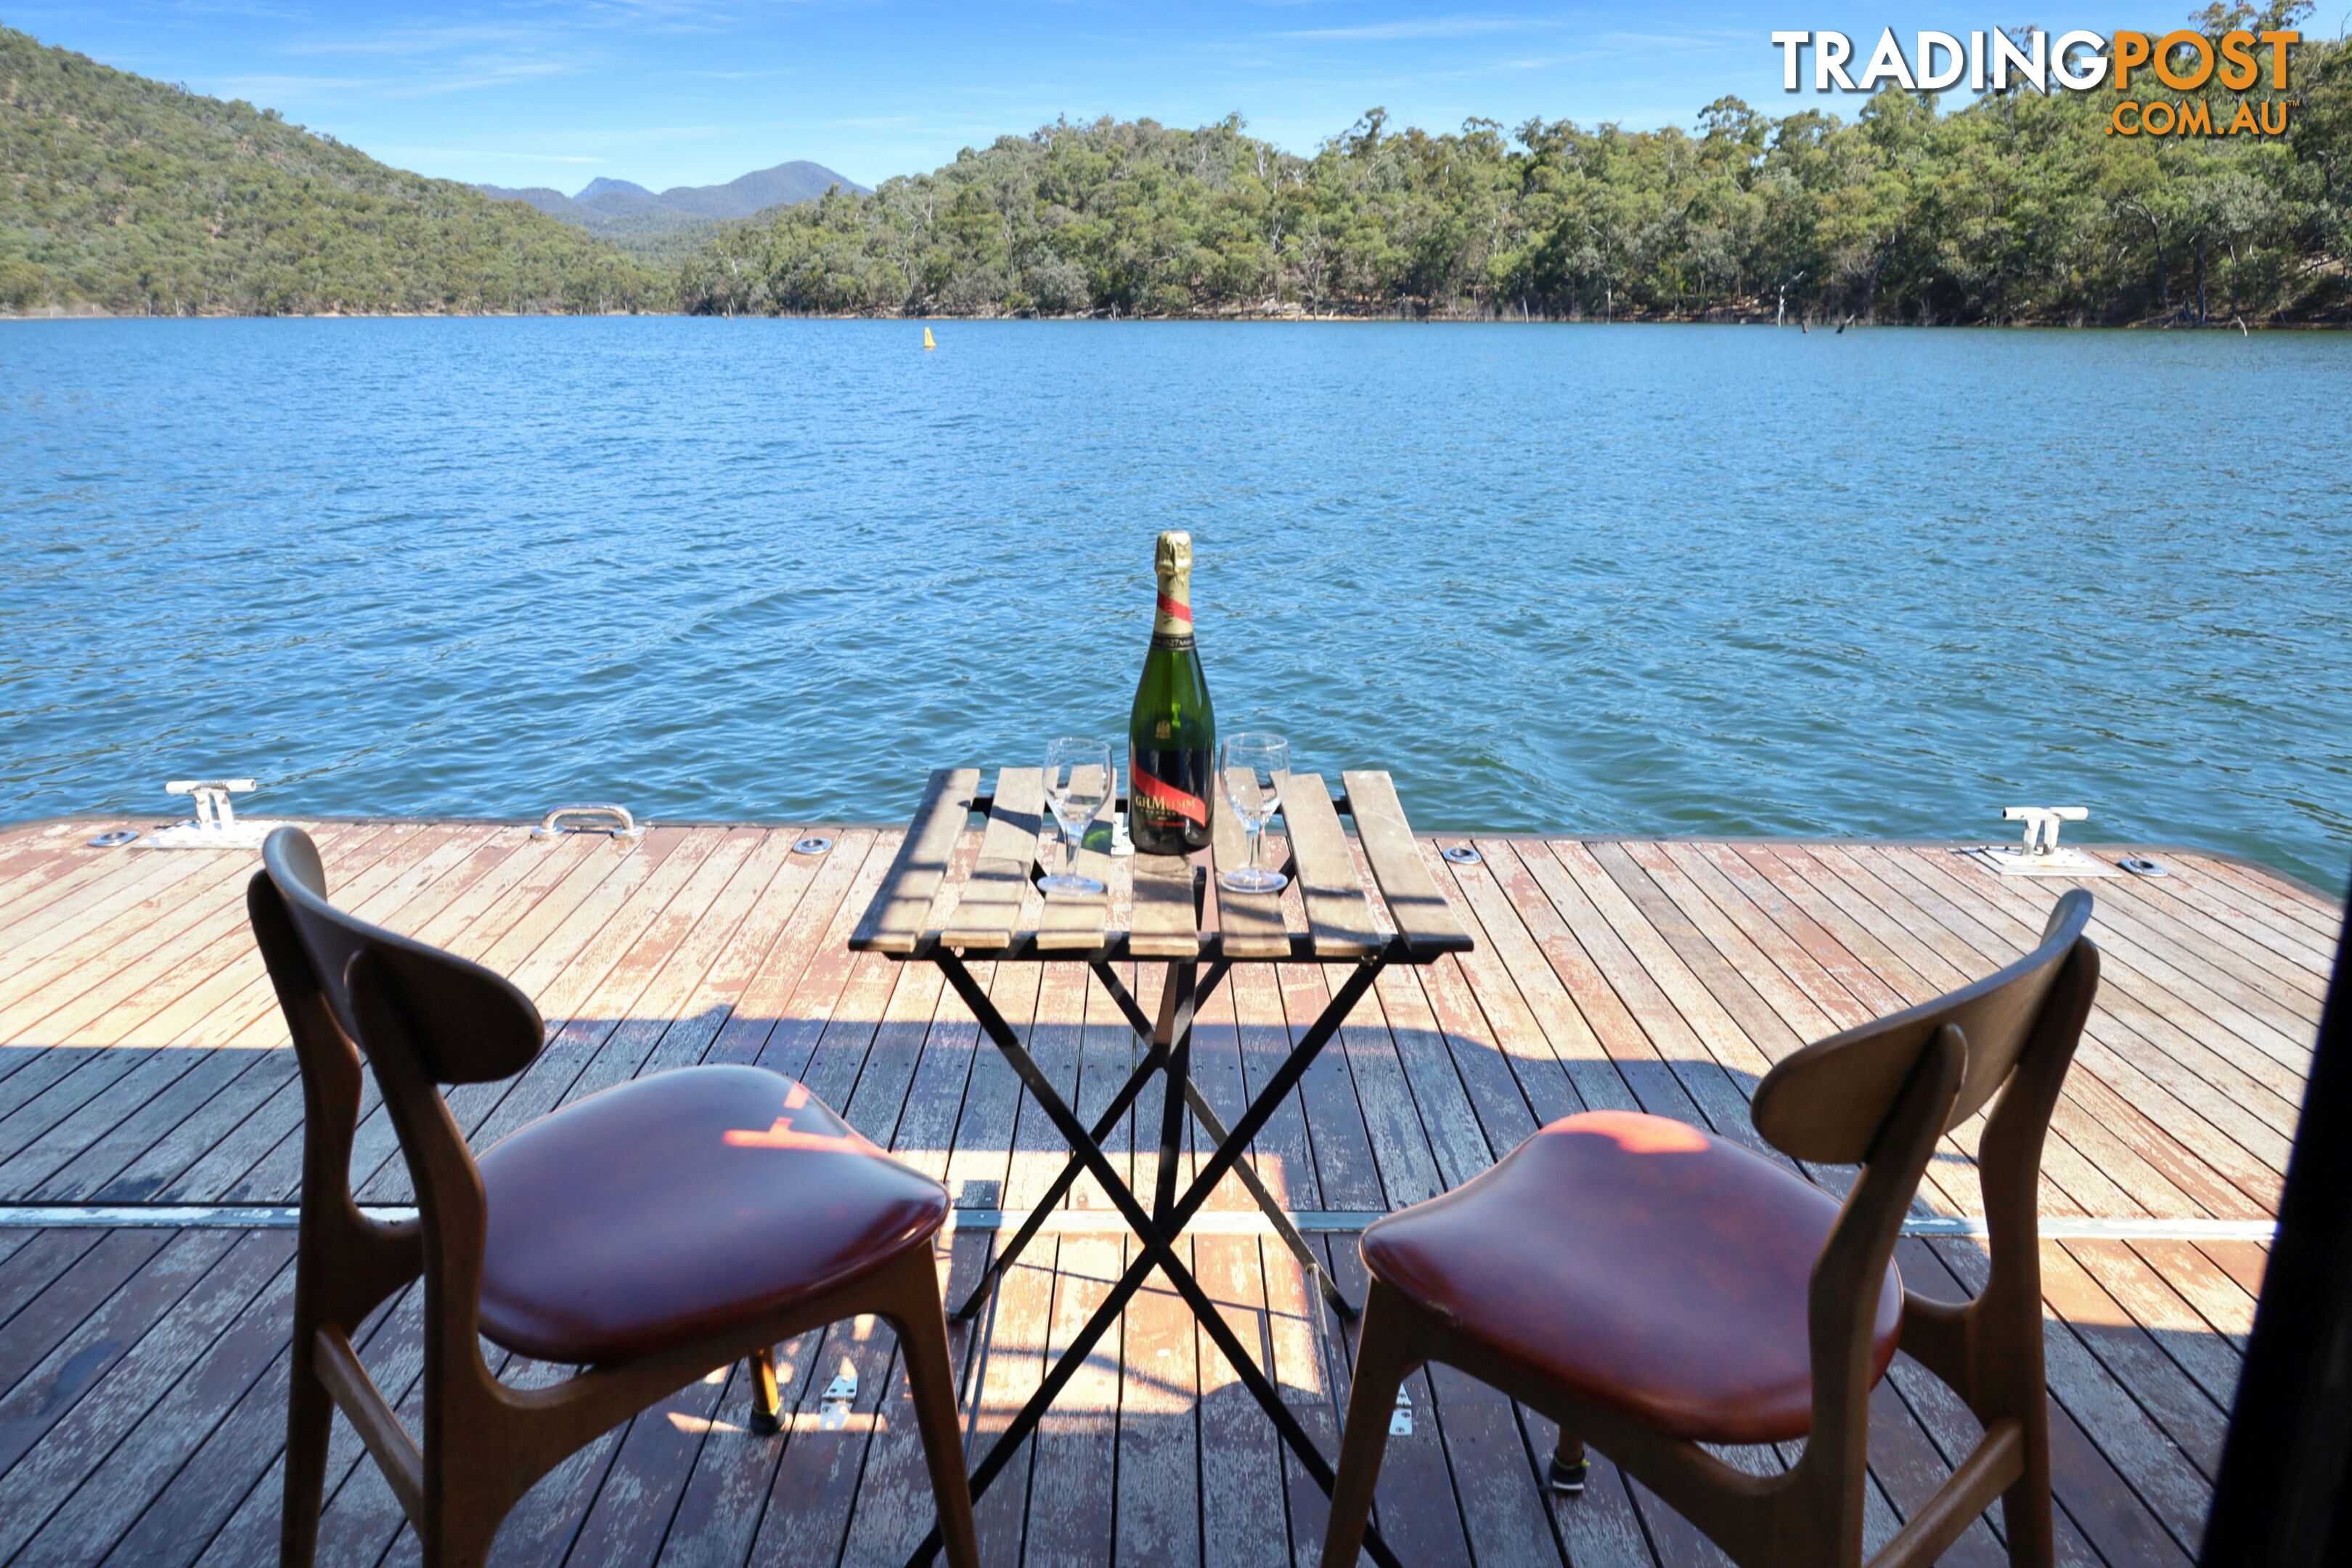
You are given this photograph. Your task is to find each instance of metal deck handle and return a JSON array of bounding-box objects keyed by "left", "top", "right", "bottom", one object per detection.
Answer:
[{"left": 531, "top": 804, "right": 647, "bottom": 841}]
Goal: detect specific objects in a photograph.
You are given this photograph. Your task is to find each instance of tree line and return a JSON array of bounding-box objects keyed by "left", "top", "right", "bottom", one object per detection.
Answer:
[
  {"left": 6, "top": 7, "right": 2346, "bottom": 325},
  {"left": 679, "top": 3, "right": 2349, "bottom": 327},
  {"left": 1, "top": 26, "right": 665, "bottom": 316}
]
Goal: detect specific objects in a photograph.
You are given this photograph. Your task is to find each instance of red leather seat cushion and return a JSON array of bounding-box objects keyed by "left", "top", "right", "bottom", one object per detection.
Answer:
[
  {"left": 476, "top": 1066, "right": 947, "bottom": 1364},
  {"left": 1361, "top": 1110, "right": 1902, "bottom": 1445}
]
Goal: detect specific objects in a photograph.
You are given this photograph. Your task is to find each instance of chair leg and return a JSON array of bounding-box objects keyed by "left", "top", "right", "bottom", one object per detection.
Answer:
[
  {"left": 1999, "top": 1408, "right": 2057, "bottom": 1568},
  {"left": 420, "top": 1511, "right": 501, "bottom": 1568},
  {"left": 891, "top": 1252, "right": 981, "bottom": 1568},
  {"left": 279, "top": 1337, "right": 332, "bottom": 1567},
  {"left": 1320, "top": 1283, "right": 1416, "bottom": 1568},
  {"left": 748, "top": 1345, "right": 783, "bottom": 1435},
  {"left": 1547, "top": 1433, "right": 1590, "bottom": 1495}
]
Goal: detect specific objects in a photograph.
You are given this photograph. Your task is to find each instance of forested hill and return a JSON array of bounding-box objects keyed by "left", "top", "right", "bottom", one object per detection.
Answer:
[
  {"left": 682, "top": 6, "right": 2351, "bottom": 326},
  {"left": 0, "top": 27, "right": 661, "bottom": 315}
]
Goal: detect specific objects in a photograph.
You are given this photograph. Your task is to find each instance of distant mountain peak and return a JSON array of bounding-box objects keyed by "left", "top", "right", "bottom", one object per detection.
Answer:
[{"left": 478, "top": 160, "right": 865, "bottom": 246}]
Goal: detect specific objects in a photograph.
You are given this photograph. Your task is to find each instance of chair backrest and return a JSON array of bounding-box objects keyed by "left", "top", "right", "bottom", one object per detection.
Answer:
[
  {"left": 258, "top": 827, "right": 544, "bottom": 1087},
  {"left": 1750, "top": 889, "right": 2096, "bottom": 1167}
]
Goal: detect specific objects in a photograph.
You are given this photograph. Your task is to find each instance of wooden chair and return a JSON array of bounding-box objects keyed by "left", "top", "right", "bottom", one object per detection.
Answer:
[
  {"left": 1320, "top": 889, "right": 2099, "bottom": 1568},
  {"left": 250, "top": 827, "right": 979, "bottom": 1568}
]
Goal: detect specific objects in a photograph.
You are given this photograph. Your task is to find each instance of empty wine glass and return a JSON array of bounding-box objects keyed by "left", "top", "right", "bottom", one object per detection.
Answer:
[
  {"left": 1217, "top": 732, "right": 1290, "bottom": 894},
  {"left": 1040, "top": 738, "right": 1114, "bottom": 897}
]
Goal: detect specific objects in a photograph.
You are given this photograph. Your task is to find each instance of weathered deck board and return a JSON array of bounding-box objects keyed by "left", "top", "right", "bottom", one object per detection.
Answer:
[{"left": 0, "top": 814, "right": 2336, "bottom": 1567}]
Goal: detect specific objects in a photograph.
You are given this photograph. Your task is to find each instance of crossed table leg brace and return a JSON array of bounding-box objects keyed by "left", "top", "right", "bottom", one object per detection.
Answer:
[{"left": 904, "top": 949, "right": 1405, "bottom": 1568}]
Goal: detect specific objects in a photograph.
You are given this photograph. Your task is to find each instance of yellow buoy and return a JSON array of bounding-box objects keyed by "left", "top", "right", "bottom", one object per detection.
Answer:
[{"left": 922, "top": 327, "right": 936, "bottom": 351}]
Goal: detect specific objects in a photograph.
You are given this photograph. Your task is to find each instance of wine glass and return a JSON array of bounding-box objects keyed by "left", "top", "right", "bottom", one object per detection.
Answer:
[
  {"left": 1217, "top": 732, "right": 1290, "bottom": 894},
  {"left": 1040, "top": 738, "right": 1114, "bottom": 897}
]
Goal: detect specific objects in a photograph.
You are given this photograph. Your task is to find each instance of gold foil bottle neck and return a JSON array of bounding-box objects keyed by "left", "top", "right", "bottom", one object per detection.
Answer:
[
  {"left": 1152, "top": 531, "right": 1195, "bottom": 637},
  {"left": 1156, "top": 531, "right": 1192, "bottom": 587}
]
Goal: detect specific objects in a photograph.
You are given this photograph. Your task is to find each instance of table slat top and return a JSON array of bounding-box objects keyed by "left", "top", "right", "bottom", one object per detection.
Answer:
[{"left": 851, "top": 765, "right": 1474, "bottom": 963}]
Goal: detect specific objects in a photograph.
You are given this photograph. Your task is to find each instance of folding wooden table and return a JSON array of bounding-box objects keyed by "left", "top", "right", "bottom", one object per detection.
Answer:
[{"left": 852, "top": 767, "right": 1471, "bottom": 1568}]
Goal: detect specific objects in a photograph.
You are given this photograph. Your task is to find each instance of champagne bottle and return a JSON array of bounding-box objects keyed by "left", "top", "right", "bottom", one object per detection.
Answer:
[{"left": 1127, "top": 531, "right": 1216, "bottom": 856}]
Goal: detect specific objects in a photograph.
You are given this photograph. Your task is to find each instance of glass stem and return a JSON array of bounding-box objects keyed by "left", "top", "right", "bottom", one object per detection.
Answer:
[{"left": 1248, "top": 821, "right": 1261, "bottom": 876}]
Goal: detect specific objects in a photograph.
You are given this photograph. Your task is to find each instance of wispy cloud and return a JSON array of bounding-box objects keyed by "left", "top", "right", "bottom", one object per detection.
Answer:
[
  {"left": 276, "top": 24, "right": 541, "bottom": 57},
  {"left": 1276, "top": 16, "right": 1553, "bottom": 43},
  {"left": 385, "top": 147, "right": 605, "bottom": 164}
]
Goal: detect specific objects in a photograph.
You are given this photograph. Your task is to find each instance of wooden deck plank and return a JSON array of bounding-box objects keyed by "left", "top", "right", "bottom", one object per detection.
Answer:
[
  {"left": 1928, "top": 850, "right": 2308, "bottom": 1129},
  {"left": 1861, "top": 847, "right": 2290, "bottom": 1219},
  {"left": 191, "top": 828, "right": 626, "bottom": 1204},
  {"left": 0, "top": 844, "right": 217, "bottom": 976},
  {"left": 2141, "top": 1238, "right": 2262, "bottom": 1349},
  {"left": 0, "top": 1228, "right": 94, "bottom": 1328},
  {"left": 852, "top": 767, "right": 981, "bottom": 955},
  {"left": 0, "top": 820, "right": 2326, "bottom": 1568},
  {"left": 1021, "top": 1231, "right": 1123, "bottom": 1562},
  {"left": 703, "top": 829, "right": 876, "bottom": 1063},
  {"left": 1116, "top": 1238, "right": 1204, "bottom": 1568},
  {"left": 1265, "top": 1233, "right": 1344, "bottom": 1568},
  {"left": 1928, "top": 851, "right": 2314, "bottom": 1100},
  {"left": 1466, "top": 840, "right": 1690, "bottom": 1122},
  {"left": 0, "top": 1230, "right": 282, "bottom": 1554},
  {"left": 1193, "top": 1232, "right": 1296, "bottom": 1568},
  {"left": 1320, "top": 1235, "right": 1474, "bottom": 1567},
  {"left": 377, "top": 828, "right": 740, "bottom": 1193},
  {"left": 57, "top": 830, "right": 515, "bottom": 1200},
  {"left": 1892, "top": 847, "right": 2303, "bottom": 1184},
  {"left": 1275, "top": 954, "right": 1384, "bottom": 1212},
  {"left": 336, "top": 828, "right": 719, "bottom": 1202},
  {"left": 1932, "top": 1236, "right": 2213, "bottom": 1559},
  {"left": 1365, "top": 960, "right": 1503, "bottom": 1193},
  {"left": 833, "top": 1230, "right": 992, "bottom": 1567},
  {"left": 2181, "top": 853, "right": 2342, "bottom": 936},
  {"left": 547, "top": 828, "right": 807, "bottom": 1096},
  {"left": 1816, "top": 846, "right": 2230, "bottom": 1222},
  {"left": 0, "top": 825, "right": 434, "bottom": 1197},
  {"left": 1527, "top": 841, "right": 1792, "bottom": 1167},
  {"left": 751, "top": 830, "right": 903, "bottom": 1085},
  {"left": 0, "top": 1231, "right": 165, "bottom": 1402},
  {"left": 939, "top": 952, "right": 1041, "bottom": 1209},
  {"left": 0, "top": 826, "right": 412, "bottom": 1196},
  {"left": 45, "top": 1246, "right": 311, "bottom": 1568},
  {"left": 2096, "top": 867, "right": 2332, "bottom": 999},
  {"left": 645, "top": 1344, "right": 815, "bottom": 1568},
  {"left": 147, "top": 1278, "right": 422, "bottom": 1568},
  {"left": 1331, "top": 973, "right": 1447, "bottom": 1210},
  {"left": 1428, "top": 839, "right": 1619, "bottom": 1124},
  {"left": 0, "top": 1216, "right": 2265, "bottom": 1568}
]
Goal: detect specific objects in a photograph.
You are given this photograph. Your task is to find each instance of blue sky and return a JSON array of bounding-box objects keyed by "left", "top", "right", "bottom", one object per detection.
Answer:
[{"left": 8, "top": 2, "right": 2218, "bottom": 192}]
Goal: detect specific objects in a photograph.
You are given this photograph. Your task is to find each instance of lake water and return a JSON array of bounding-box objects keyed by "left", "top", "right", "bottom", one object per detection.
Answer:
[{"left": 2, "top": 318, "right": 2347, "bottom": 894}]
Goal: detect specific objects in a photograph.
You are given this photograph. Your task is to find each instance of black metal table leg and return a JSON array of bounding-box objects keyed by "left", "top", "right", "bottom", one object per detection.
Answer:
[
  {"left": 950, "top": 958, "right": 1232, "bottom": 1321},
  {"left": 950, "top": 1035, "right": 1167, "bottom": 1320},
  {"left": 1096, "top": 955, "right": 1353, "bottom": 1315},
  {"left": 907, "top": 952, "right": 1401, "bottom": 1568},
  {"left": 1180, "top": 1079, "right": 1357, "bottom": 1320}
]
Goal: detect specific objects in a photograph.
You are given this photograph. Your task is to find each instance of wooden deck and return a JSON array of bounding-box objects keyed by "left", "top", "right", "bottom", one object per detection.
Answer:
[{"left": 0, "top": 814, "right": 2337, "bottom": 1567}]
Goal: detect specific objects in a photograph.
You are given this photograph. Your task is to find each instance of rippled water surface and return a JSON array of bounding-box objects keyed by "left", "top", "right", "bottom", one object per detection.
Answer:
[{"left": 2, "top": 318, "right": 2347, "bottom": 891}]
